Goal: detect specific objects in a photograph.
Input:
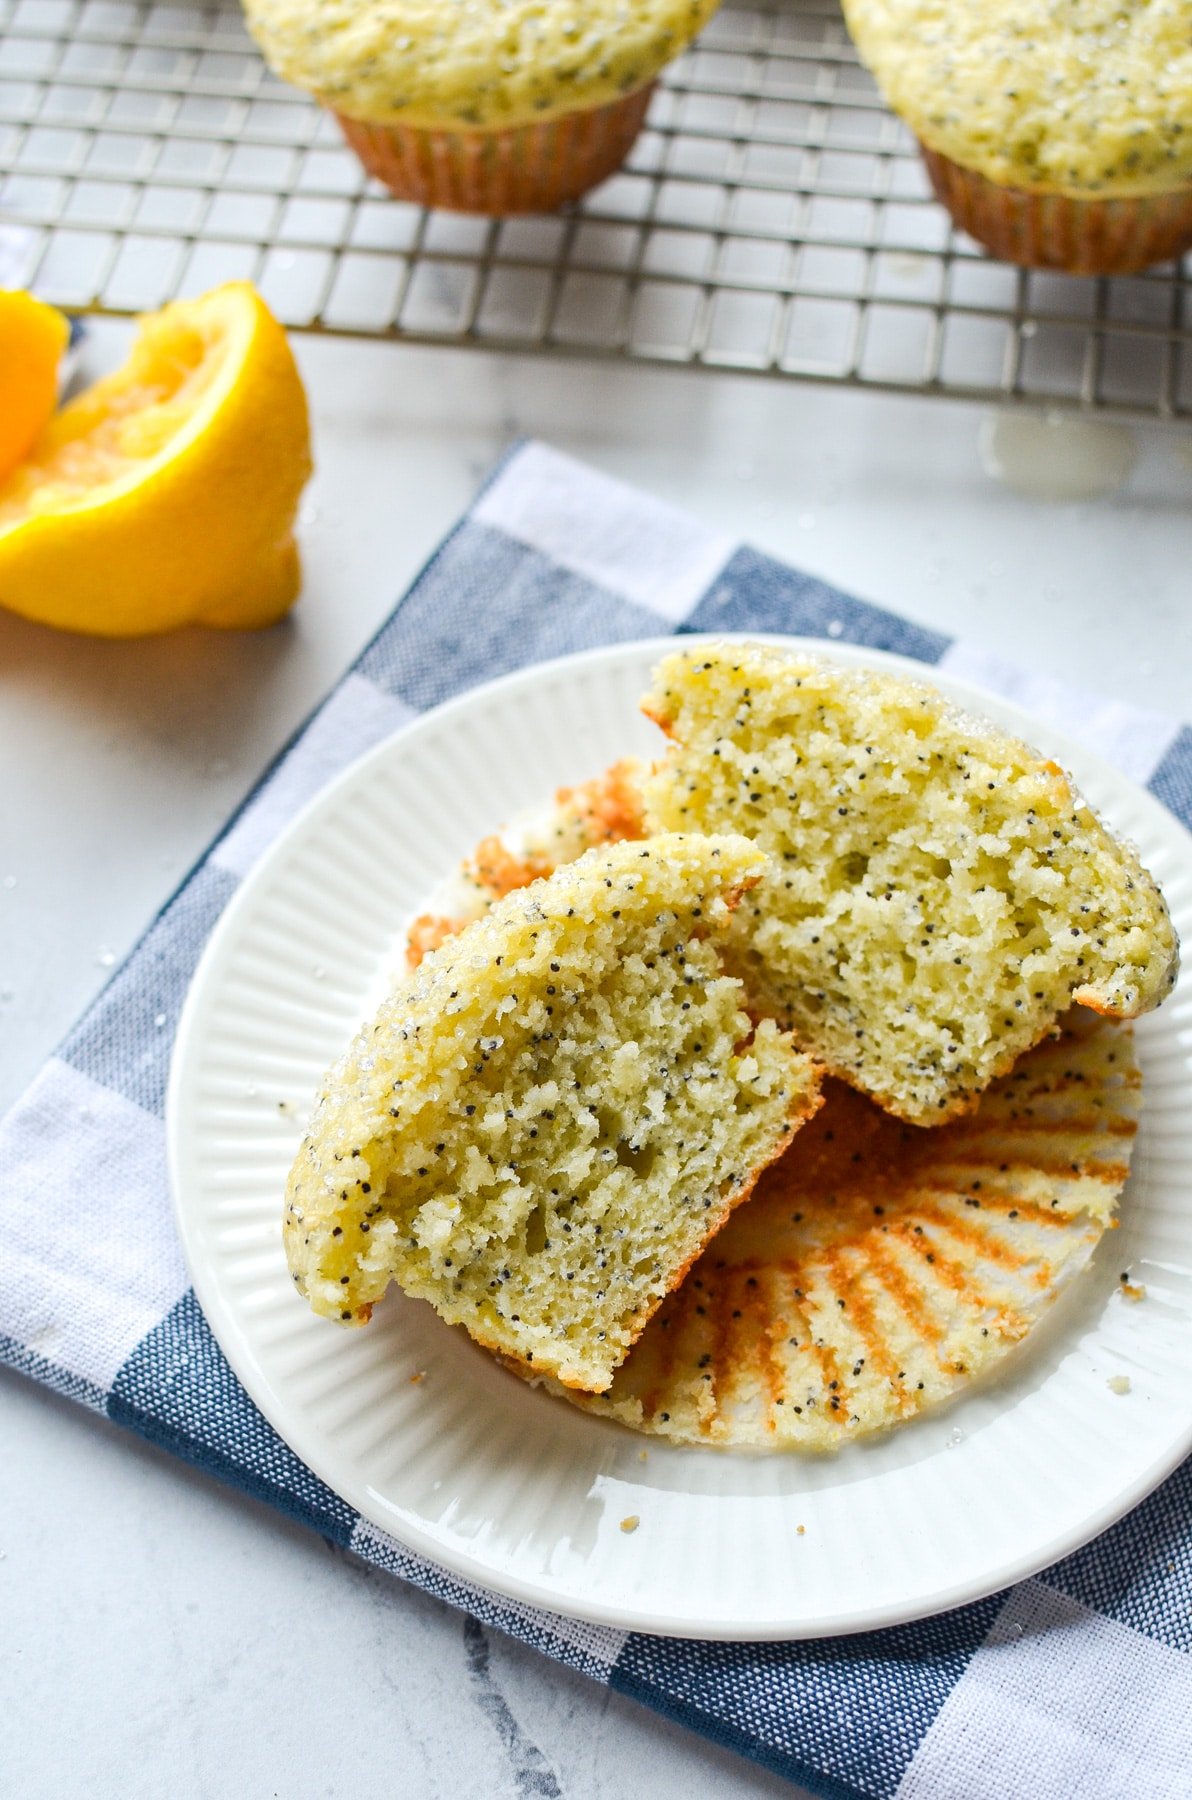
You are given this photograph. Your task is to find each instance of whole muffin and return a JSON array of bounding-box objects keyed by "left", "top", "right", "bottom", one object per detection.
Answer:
[
  {"left": 242, "top": 0, "right": 721, "bottom": 215},
  {"left": 842, "top": 0, "right": 1192, "bottom": 274}
]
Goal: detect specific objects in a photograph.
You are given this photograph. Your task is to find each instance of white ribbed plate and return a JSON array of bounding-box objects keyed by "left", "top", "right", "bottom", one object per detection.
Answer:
[{"left": 168, "top": 636, "right": 1192, "bottom": 1639}]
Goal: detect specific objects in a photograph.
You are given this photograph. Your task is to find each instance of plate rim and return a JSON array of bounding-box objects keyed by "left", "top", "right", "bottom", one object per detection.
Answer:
[{"left": 167, "top": 632, "right": 1192, "bottom": 1640}]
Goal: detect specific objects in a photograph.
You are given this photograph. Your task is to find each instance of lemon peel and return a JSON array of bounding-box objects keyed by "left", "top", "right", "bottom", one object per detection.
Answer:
[
  {"left": 0, "top": 291, "right": 69, "bottom": 481},
  {"left": 0, "top": 282, "right": 312, "bottom": 638}
]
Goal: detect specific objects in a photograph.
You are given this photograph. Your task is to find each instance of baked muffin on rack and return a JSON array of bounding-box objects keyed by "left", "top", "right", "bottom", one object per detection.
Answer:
[
  {"left": 242, "top": 0, "right": 721, "bottom": 214},
  {"left": 842, "top": 0, "right": 1192, "bottom": 274}
]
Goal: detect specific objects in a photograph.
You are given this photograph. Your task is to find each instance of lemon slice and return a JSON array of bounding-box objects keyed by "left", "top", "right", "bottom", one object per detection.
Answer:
[
  {"left": 0, "top": 283, "right": 312, "bottom": 637},
  {"left": 0, "top": 291, "right": 69, "bottom": 481}
]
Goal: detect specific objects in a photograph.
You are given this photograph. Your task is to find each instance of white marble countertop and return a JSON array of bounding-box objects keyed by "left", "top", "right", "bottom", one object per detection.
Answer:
[{"left": 2, "top": 325, "right": 1190, "bottom": 1799}]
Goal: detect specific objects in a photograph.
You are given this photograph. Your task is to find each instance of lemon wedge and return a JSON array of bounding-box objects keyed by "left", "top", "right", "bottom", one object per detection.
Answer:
[
  {"left": 0, "top": 290, "right": 70, "bottom": 481},
  {"left": 0, "top": 283, "right": 313, "bottom": 637}
]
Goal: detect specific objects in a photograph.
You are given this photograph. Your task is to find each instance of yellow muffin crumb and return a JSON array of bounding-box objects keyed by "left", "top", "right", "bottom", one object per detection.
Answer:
[
  {"left": 285, "top": 833, "right": 819, "bottom": 1393},
  {"left": 642, "top": 645, "right": 1177, "bottom": 1124},
  {"left": 842, "top": 0, "right": 1192, "bottom": 198},
  {"left": 243, "top": 0, "right": 721, "bottom": 130}
]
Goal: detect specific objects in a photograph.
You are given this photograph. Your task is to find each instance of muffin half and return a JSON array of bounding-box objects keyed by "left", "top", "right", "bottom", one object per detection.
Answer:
[
  {"left": 285, "top": 833, "right": 820, "bottom": 1392},
  {"left": 642, "top": 645, "right": 1177, "bottom": 1123}
]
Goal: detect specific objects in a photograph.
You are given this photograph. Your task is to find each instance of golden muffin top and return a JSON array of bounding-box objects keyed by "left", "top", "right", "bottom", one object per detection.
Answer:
[
  {"left": 842, "top": 0, "right": 1192, "bottom": 198},
  {"left": 242, "top": 0, "right": 721, "bottom": 130}
]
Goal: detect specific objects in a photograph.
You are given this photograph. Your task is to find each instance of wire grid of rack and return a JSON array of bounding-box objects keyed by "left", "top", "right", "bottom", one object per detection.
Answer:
[{"left": 1, "top": 0, "right": 1190, "bottom": 419}]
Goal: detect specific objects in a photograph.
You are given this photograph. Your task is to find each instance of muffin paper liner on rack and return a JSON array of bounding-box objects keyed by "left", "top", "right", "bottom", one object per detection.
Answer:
[
  {"left": 921, "top": 145, "right": 1192, "bottom": 277},
  {"left": 337, "top": 86, "right": 655, "bottom": 215}
]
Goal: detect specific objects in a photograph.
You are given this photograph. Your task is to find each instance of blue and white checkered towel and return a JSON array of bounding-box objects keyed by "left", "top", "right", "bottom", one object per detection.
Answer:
[{"left": 3, "top": 442, "right": 1190, "bottom": 1799}]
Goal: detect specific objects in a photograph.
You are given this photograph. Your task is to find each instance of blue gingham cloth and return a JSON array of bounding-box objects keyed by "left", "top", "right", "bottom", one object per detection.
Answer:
[{"left": 3, "top": 442, "right": 1191, "bottom": 1799}]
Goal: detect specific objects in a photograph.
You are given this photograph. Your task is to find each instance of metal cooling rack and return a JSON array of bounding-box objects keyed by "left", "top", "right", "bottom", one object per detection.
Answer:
[{"left": 2, "top": 0, "right": 1190, "bottom": 419}]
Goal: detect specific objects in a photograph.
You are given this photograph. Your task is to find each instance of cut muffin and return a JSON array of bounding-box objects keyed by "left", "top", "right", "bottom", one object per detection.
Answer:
[
  {"left": 550, "top": 1010, "right": 1141, "bottom": 1449},
  {"left": 285, "top": 832, "right": 820, "bottom": 1392},
  {"left": 643, "top": 645, "right": 1177, "bottom": 1124}
]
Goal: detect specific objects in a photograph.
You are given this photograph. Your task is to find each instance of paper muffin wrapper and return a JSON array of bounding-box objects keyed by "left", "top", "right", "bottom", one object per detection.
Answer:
[
  {"left": 920, "top": 144, "right": 1192, "bottom": 276},
  {"left": 335, "top": 85, "right": 655, "bottom": 216},
  {"left": 553, "top": 1012, "right": 1140, "bottom": 1451}
]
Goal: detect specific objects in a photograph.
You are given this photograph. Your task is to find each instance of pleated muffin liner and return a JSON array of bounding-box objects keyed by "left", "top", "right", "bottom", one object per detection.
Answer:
[
  {"left": 336, "top": 84, "right": 656, "bottom": 216},
  {"left": 921, "top": 143, "right": 1192, "bottom": 276}
]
